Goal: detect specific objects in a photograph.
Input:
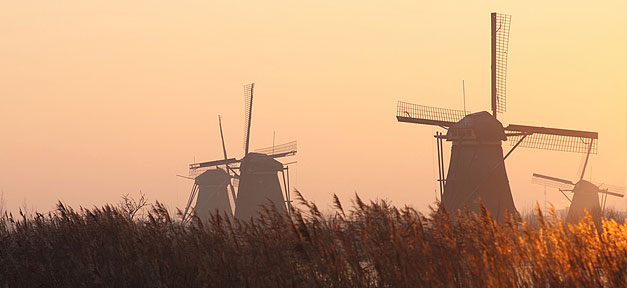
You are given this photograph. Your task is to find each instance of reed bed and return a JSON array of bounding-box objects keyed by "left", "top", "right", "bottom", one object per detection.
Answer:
[{"left": 1, "top": 193, "right": 626, "bottom": 287}]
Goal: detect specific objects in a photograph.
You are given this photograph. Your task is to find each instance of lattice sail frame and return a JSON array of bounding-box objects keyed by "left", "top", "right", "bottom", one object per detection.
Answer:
[
  {"left": 532, "top": 173, "right": 575, "bottom": 190},
  {"left": 255, "top": 141, "right": 297, "bottom": 156},
  {"left": 493, "top": 13, "right": 511, "bottom": 114},
  {"left": 594, "top": 183, "right": 626, "bottom": 197},
  {"left": 507, "top": 133, "right": 597, "bottom": 154},
  {"left": 396, "top": 101, "right": 470, "bottom": 127},
  {"left": 243, "top": 83, "right": 254, "bottom": 154},
  {"left": 505, "top": 124, "right": 598, "bottom": 154}
]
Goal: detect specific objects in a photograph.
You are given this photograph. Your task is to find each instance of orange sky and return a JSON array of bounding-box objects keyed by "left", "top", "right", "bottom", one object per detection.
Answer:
[{"left": 0, "top": 1, "right": 625, "bottom": 215}]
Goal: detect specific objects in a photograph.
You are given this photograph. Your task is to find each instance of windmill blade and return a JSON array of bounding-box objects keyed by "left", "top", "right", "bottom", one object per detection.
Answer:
[
  {"left": 182, "top": 183, "right": 199, "bottom": 221},
  {"left": 218, "top": 115, "right": 239, "bottom": 202},
  {"left": 255, "top": 141, "right": 297, "bottom": 158},
  {"left": 219, "top": 115, "right": 229, "bottom": 159},
  {"left": 396, "top": 101, "right": 470, "bottom": 127},
  {"left": 243, "top": 83, "right": 254, "bottom": 155},
  {"left": 491, "top": 12, "right": 512, "bottom": 116},
  {"left": 505, "top": 124, "right": 598, "bottom": 154},
  {"left": 594, "top": 183, "right": 626, "bottom": 198},
  {"left": 225, "top": 171, "right": 237, "bottom": 201},
  {"left": 532, "top": 173, "right": 575, "bottom": 190},
  {"left": 190, "top": 158, "right": 239, "bottom": 171}
]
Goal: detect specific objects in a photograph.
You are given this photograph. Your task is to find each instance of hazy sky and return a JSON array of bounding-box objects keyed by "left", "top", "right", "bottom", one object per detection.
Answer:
[{"left": 1, "top": 1, "right": 625, "bottom": 215}]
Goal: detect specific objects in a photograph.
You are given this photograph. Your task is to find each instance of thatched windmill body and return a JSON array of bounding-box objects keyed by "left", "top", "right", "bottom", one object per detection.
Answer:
[
  {"left": 183, "top": 83, "right": 297, "bottom": 222},
  {"left": 396, "top": 13, "right": 598, "bottom": 221}
]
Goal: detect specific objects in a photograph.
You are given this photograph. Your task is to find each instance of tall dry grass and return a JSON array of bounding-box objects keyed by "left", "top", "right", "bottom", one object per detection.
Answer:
[{"left": 1, "top": 192, "right": 626, "bottom": 287}]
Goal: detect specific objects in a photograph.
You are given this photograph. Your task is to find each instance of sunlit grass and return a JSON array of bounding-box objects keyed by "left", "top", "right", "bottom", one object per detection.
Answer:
[{"left": 1, "top": 192, "right": 626, "bottom": 287}]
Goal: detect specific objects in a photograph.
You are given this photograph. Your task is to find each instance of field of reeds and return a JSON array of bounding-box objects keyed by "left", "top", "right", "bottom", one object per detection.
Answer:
[{"left": 1, "top": 192, "right": 627, "bottom": 287}]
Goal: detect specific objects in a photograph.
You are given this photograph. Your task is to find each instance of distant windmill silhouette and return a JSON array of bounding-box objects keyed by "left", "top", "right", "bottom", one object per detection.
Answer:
[
  {"left": 532, "top": 148, "right": 625, "bottom": 224},
  {"left": 182, "top": 83, "right": 297, "bottom": 222},
  {"left": 396, "top": 13, "right": 598, "bottom": 221},
  {"left": 181, "top": 115, "right": 237, "bottom": 221}
]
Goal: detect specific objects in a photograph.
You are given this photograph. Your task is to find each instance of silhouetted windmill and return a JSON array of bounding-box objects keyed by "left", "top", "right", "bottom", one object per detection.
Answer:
[
  {"left": 183, "top": 83, "right": 297, "bottom": 222},
  {"left": 182, "top": 115, "right": 237, "bottom": 221},
  {"left": 396, "top": 13, "right": 598, "bottom": 221},
  {"left": 532, "top": 148, "right": 625, "bottom": 224}
]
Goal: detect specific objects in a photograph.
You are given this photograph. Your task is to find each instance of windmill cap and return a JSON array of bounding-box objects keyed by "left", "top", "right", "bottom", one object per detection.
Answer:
[
  {"left": 574, "top": 180, "right": 601, "bottom": 195},
  {"left": 195, "top": 168, "right": 230, "bottom": 185},
  {"left": 240, "top": 152, "right": 283, "bottom": 173},
  {"left": 447, "top": 111, "right": 506, "bottom": 142}
]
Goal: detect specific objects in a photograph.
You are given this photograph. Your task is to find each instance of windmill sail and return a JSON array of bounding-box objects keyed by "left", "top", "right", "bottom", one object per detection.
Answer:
[
  {"left": 396, "top": 101, "right": 470, "bottom": 127},
  {"left": 243, "top": 83, "right": 254, "bottom": 155},
  {"left": 532, "top": 173, "right": 575, "bottom": 190},
  {"left": 595, "top": 183, "right": 626, "bottom": 198},
  {"left": 491, "top": 13, "right": 512, "bottom": 116},
  {"left": 505, "top": 124, "right": 598, "bottom": 154},
  {"left": 219, "top": 115, "right": 238, "bottom": 203},
  {"left": 189, "top": 158, "right": 239, "bottom": 172},
  {"left": 255, "top": 141, "right": 297, "bottom": 158}
]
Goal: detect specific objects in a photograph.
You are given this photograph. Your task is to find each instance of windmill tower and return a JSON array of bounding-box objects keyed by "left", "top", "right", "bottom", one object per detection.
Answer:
[
  {"left": 193, "top": 168, "right": 233, "bottom": 220},
  {"left": 183, "top": 83, "right": 297, "bottom": 222},
  {"left": 532, "top": 148, "right": 625, "bottom": 224},
  {"left": 396, "top": 13, "right": 599, "bottom": 221}
]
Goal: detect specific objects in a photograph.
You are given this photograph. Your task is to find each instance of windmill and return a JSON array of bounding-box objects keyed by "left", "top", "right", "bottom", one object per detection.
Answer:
[
  {"left": 396, "top": 13, "right": 599, "bottom": 222},
  {"left": 181, "top": 115, "right": 237, "bottom": 221},
  {"left": 182, "top": 83, "right": 297, "bottom": 222},
  {"left": 531, "top": 149, "right": 625, "bottom": 224}
]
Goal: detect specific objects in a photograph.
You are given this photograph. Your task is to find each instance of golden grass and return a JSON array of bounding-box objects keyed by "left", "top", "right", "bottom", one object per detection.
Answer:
[{"left": 1, "top": 192, "right": 626, "bottom": 287}]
